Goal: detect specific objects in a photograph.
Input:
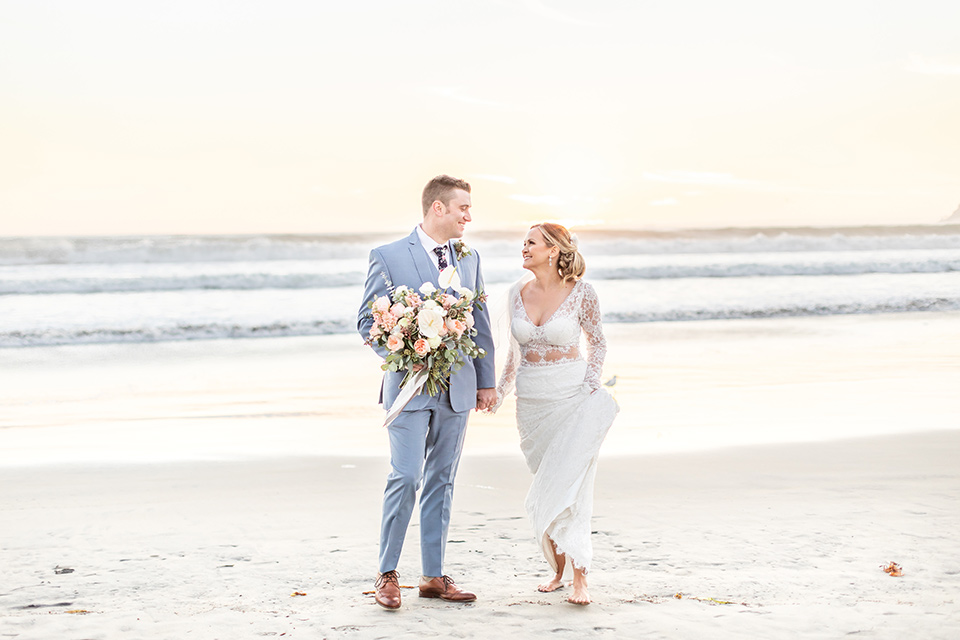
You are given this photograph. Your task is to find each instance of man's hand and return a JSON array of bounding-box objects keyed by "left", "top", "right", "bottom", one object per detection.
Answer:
[{"left": 476, "top": 388, "right": 497, "bottom": 412}]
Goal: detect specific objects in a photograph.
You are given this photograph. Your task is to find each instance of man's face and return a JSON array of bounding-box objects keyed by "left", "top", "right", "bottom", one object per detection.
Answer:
[{"left": 440, "top": 189, "right": 472, "bottom": 239}]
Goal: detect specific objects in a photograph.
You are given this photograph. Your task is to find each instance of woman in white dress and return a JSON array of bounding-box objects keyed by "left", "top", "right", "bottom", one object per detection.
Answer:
[{"left": 492, "top": 222, "right": 618, "bottom": 605}]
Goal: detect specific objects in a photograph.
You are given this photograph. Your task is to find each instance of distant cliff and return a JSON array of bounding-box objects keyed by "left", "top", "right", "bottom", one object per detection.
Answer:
[{"left": 943, "top": 204, "right": 960, "bottom": 223}]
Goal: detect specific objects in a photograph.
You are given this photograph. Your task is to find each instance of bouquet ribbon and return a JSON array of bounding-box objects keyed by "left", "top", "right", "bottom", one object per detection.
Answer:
[{"left": 383, "top": 369, "right": 429, "bottom": 428}]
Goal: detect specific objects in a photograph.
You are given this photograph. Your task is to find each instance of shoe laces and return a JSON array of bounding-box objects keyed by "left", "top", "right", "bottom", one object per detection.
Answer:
[{"left": 376, "top": 570, "right": 400, "bottom": 588}]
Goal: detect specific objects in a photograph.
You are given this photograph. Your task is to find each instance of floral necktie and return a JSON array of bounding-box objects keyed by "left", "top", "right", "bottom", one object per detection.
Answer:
[{"left": 432, "top": 246, "right": 448, "bottom": 270}]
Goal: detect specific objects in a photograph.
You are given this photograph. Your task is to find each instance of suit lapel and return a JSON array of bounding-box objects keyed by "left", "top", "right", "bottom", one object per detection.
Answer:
[
  {"left": 450, "top": 241, "right": 476, "bottom": 292},
  {"left": 447, "top": 240, "right": 458, "bottom": 270},
  {"left": 407, "top": 230, "right": 437, "bottom": 287}
]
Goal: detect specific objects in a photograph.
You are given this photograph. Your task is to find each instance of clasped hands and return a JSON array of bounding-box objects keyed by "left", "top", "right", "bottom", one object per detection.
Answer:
[
  {"left": 475, "top": 388, "right": 497, "bottom": 412},
  {"left": 409, "top": 364, "right": 497, "bottom": 412}
]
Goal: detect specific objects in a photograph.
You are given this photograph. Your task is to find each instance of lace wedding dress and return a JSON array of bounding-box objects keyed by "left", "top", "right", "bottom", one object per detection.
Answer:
[{"left": 495, "top": 278, "right": 619, "bottom": 573}]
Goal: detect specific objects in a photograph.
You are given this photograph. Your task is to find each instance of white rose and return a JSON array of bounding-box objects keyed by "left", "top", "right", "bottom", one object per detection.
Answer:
[
  {"left": 398, "top": 317, "right": 411, "bottom": 329},
  {"left": 427, "top": 335, "right": 442, "bottom": 349},
  {"left": 438, "top": 266, "right": 461, "bottom": 291},
  {"left": 417, "top": 307, "right": 445, "bottom": 338},
  {"left": 419, "top": 281, "right": 437, "bottom": 296},
  {"left": 457, "top": 286, "right": 473, "bottom": 300}
]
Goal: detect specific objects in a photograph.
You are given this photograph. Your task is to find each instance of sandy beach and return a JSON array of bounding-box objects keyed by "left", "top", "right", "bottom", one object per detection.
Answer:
[
  {"left": 3, "top": 434, "right": 959, "bottom": 639},
  {"left": 5, "top": 1, "right": 960, "bottom": 635},
  {"left": 2, "top": 313, "right": 959, "bottom": 638}
]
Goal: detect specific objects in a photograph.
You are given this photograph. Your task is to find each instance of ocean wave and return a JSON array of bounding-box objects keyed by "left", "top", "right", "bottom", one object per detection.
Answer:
[
  {"left": 4, "top": 295, "right": 958, "bottom": 348},
  {"left": 0, "top": 234, "right": 391, "bottom": 266},
  {"left": 606, "top": 297, "right": 960, "bottom": 323},
  {"left": 0, "top": 271, "right": 365, "bottom": 295},
  {"left": 0, "top": 319, "right": 353, "bottom": 348},
  {"left": 3, "top": 226, "right": 959, "bottom": 265},
  {"left": 4, "top": 251, "right": 959, "bottom": 294},
  {"left": 579, "top": 231, "right": 960, "bottom": 258},
  {"left": 589, "top": 254, "right": 960, "bottom": 280}
]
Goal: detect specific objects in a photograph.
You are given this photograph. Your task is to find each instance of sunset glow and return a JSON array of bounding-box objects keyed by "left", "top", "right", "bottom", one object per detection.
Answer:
[{"left": 2, "top": 1, "right": 959, "bottom": 235}]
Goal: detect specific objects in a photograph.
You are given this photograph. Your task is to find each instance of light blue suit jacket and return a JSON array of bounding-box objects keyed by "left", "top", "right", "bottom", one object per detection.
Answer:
[{"left": 357, "top": 229, "right": 496, "bottom": 414}]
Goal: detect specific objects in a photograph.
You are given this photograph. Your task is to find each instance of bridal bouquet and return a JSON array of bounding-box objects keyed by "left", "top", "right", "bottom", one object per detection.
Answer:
[{"left": 366, "top": 266, "right": 487, "bottom": 425}]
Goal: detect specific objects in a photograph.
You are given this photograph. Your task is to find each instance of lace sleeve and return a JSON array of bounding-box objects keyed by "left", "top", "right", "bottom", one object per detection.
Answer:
[
  {"left": 489, "top": 280, "right": 525, "bottom": 413},
  {"left": 579, "top": 281, "right": 606, "bottom": 391},
  {"left": 494, "top": 328, "right": 520, "bottom": 411},
  {"left": 489, "top": 285, "right": 523, "bottom": 413}
]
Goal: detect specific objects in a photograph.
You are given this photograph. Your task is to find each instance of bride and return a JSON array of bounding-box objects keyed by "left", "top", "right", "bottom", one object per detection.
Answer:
[{"left": 491, "top": 222, "right": 618, "bottom": 605}]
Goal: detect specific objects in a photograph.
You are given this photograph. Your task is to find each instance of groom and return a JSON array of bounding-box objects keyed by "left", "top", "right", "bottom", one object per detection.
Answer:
[{"left": 358, "top": 175, "right": 497, "bottom": 610}]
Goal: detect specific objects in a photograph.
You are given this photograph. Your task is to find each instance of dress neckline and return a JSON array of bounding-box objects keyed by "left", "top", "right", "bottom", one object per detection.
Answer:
[{"left": 518, "top": 279, "right": 581, "bottom": 328}]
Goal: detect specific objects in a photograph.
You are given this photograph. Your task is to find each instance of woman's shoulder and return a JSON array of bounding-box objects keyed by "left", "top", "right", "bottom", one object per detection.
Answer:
[{"left": 576, "top": 279, "right": 597, "bottom": 296}]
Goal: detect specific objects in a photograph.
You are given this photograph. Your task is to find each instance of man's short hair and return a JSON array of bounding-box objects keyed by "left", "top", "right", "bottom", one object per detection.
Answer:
[{"left": 422, "top": 175, "right": 471, "bottom": 215}]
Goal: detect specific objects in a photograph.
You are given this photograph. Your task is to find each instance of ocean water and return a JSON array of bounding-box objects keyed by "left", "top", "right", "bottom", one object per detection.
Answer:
[{"left": 2, "top": 225, "right": 960, "bottom": 348}]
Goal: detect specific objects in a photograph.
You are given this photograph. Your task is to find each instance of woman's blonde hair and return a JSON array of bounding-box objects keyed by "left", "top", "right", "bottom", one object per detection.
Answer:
[{"left": 531, "top": 222, "right": 586, "bottom": 284}]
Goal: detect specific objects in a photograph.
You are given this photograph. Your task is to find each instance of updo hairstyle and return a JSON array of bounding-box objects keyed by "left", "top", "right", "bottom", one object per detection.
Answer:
[{"left": 531, "top": 222, "right": 586, "bottom": 284}]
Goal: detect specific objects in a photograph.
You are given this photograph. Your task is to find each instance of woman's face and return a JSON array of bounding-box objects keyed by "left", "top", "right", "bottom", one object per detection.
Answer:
[{"left": 522, "top": 227, "right": 555, "bottom": 271}]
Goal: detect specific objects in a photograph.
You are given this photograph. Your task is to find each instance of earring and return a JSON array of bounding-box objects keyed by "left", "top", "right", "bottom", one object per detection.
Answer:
[{"left": 549, "top": 255, "right": 553, "bottom": 267}]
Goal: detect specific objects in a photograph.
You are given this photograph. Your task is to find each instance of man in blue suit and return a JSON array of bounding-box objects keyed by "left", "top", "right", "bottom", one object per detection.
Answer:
[{"left": 358, "top": 175, "right": 497, "bottom": 609}]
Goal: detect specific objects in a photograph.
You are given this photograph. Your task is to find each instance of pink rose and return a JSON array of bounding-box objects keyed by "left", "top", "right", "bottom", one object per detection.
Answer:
[
  {"left": 444, "top": 317, "right": 463, "bottom": 337},
  {"left": 386, "top": 334, "right": 404, "bottom": 352},
  {"left": 463, "top": 311, "right": 474, "bottom": 330},
  {"left": 390, "top": 303, "right": 406, "bottom": 317},
  {"left": 374, "top": 296, "right": 391, "bottom": 313},
  {"left": 413, "top": 338, "right": 430, "bottom": 357},
  {"left": 369, "top": 325, "right": 383, "bottom": 339},
  {"left": 442, "top": 294, "right": 456, "bottom": 310}
]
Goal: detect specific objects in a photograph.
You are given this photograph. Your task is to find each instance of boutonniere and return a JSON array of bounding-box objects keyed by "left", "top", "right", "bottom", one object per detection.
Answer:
[{"left": 453, "top": 240, "right": 472, "bottom": 261}]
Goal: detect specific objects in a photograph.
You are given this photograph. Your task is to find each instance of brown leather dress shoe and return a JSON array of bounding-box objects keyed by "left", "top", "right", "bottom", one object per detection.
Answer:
[
  {"left": 375, "top": 570, "right": 401, "bottom": 610},
  {"left": 418, "top": 575, "right": 477, "bottom": 602}
]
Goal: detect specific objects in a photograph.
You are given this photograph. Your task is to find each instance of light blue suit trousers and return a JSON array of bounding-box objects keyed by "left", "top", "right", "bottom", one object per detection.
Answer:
[{"left": 379, "top": 390, "right": 468, "bottom": 576}]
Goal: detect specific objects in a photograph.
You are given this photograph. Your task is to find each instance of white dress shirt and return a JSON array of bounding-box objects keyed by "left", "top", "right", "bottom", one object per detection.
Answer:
[{"left": 415, "top": 224, "right": 449, "bottom": 271}]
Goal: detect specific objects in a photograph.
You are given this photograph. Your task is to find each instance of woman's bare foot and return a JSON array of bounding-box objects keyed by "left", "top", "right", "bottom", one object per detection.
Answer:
[
  {"left": 538, "top": 537, "right": 566, "bottom": 592},
  {"left": 567, "top": 584, "right": 590, "bottom": 604},
  {"left": 537, "top": 576, "right": 564, "bottom": 592},
  {"left": 567, "top": 568, "right": 590, "bottom": 605}
]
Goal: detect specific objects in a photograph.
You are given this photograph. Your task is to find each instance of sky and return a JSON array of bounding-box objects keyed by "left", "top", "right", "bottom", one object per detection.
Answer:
[{"left": 2, "top": 0, "right": 959, "bottom": 236}]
